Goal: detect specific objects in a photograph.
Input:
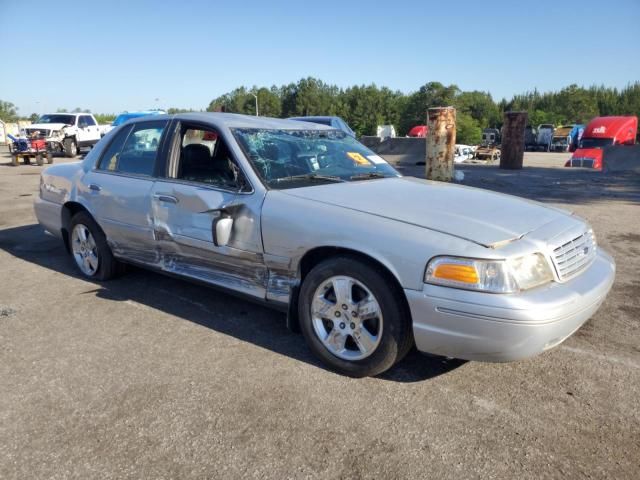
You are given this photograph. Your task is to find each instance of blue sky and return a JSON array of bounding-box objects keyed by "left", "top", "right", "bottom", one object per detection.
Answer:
[{"left": 1, "top": 0, "right": 638, "bottom": 115}]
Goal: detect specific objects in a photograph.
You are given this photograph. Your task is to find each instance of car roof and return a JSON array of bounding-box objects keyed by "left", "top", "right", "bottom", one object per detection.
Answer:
[
  {"left": 146, "top": 112, "right": 336, "bottom": 130},
  {"left": 288, "top": 116, "right": 337, "bottom": 121},
  {"left": 42, "top": 112, "right": 88, "bottom": 116}
]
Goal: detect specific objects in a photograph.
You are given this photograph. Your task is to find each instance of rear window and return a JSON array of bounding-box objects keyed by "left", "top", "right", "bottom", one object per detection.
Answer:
[{"left": 97, "top": 121, "right": 166, "bottom": 176}]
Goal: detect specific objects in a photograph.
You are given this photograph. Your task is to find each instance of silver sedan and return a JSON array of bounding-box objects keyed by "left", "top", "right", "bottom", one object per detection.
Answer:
[{"left": 34, "top": 113, "right": 615, "bottom": 377}]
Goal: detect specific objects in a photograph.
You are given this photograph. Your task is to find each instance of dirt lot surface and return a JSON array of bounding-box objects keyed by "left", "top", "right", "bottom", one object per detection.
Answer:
[{"left": 1, "top": 150, "right": 639, "bottom": 479}]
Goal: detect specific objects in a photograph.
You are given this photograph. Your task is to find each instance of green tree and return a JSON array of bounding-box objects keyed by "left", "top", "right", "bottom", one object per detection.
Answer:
[
  {"left": 399, "top": 82, "right": 460, "bottom": 135},
  {"left": 0, "top": 100, "right": 19, "bottom": 121},
  {"left": 455, "top": 91, "right": 501, "bottom": 127},
  {"left": 254, "top": 86, "right": 282, "bottom": 117},
  {"left": 94, "top": 113, "right": 116, "bottom": 123},
  {"left": 456, "top": 113, "right": 482, "bottom": 145},
  {"left": 553, "top": 84, "right": 599, "bottom": 124}
]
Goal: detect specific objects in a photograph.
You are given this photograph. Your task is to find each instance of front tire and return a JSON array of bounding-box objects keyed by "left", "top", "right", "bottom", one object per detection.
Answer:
[
  {"left": 69, "top": 211, "right": 121, "bottom": 280},
  {"left": 298, "top": 256, "right": 412, "bottom": 377},
  {"left": 63, "top": 138, "right": 78, "bottom": 158}
]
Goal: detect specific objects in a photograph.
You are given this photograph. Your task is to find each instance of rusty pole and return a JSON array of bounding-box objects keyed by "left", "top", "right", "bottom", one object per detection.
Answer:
[
  {"left": 500, "top": 111, "right": 528, "bottom": 170},
  {"left": 426, "top": 107, "right": 456, "bottom": 181}
]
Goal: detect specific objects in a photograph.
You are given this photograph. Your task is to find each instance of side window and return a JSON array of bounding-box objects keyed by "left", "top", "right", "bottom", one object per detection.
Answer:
[
  {"left": 97, "top": 125, "right": 132, "bottom": 171},
  {"left": 175, "top": 126, "right": 242, "bottom": 189},
  {"left": 84, "top": 115, "right": 96, "bottom": 126},
  {"left": 78, "top": 116, "right": 88, "bottom": 128},
  {"left": 97, "top": 121, "right": 166, "bottom": 176}
]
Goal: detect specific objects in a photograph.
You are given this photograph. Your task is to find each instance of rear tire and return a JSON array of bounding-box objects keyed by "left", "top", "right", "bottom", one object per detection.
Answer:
[
  {"left": 36, "top": 154, "right": 44, "bottom": 166},
  {"left": 298, "top": 256, "right": 412, "bottom": 377},
  {"left": 63, "top": 138, "right": 78, "bottom": 158},
  {"left": 69, "top": 211, "right": 122, "bottom": 281}
]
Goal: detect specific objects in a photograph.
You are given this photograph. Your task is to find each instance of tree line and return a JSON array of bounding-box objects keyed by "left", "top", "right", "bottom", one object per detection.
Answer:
[
  {"left": 205, "top": 79, "right": 640, "bottom": 144},
  {"left": 2, "top": 80, "right": 638, "bottom": 145}
]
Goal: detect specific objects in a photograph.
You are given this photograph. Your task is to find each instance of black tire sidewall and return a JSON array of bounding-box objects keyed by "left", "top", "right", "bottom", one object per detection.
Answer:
[
  {"left": 64, "top": 138, "right": 77, "bottom": 158},
  {"left": 298, "top": 256, "right": 410, "bottom": 377},
  {"left": 69, "top": 211, "right": 117, "bottom": 281}
]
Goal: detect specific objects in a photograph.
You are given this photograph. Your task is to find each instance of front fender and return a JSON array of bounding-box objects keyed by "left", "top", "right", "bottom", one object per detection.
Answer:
[{"left": 261, "top": 191, "right": 483, "bottom": 291}]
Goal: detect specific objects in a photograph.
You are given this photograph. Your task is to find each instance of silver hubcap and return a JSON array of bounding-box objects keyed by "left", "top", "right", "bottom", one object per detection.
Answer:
[
  {"left": 71, "top": 224, "right": 99, "bottom": 276},
  {"left": 311, "top": 275, "right": 383, "bottom": 361}
]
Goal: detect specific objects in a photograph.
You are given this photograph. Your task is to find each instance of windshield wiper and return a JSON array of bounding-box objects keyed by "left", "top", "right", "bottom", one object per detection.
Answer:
[
  {"left": 274, "top": 173, "right": 345, "bottom": 184},
  {"left": 350, "top": 172, "right": 388, "bottom": 181}
]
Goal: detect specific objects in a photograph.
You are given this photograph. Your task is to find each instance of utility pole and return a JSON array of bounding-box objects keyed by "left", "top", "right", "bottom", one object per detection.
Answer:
[
  {"left": 426, "top": 107, "right": 456, "bottom": 181},
  {"left": 251, "top": 93, "right": 259, "bottom": 116}
]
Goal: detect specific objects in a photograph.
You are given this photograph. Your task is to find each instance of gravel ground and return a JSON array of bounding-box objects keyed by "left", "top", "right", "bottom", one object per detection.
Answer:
[{"left": 0, "top": 150, "right": 638, "bottom": 479}]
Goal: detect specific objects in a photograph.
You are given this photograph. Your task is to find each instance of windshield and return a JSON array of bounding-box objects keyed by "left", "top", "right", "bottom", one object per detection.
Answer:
[
  {"left": 37, "top": 114, "right": 75, "bottom": 125},
  {"left": 579, "top": 137, "right": 613, "bottom": 149},
  {"left": 232, "top": 128, "right": 399, "bottom": 189}
]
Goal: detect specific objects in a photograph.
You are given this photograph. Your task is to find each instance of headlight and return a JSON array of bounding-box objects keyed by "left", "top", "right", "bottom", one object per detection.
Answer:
[{"left": 425, "top": 253, "right": 553, "bottom": 293}]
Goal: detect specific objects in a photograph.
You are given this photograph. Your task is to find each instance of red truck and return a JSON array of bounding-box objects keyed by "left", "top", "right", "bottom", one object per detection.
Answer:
[
  {"left": 566, "top": 116, "right": 638, "bottom": 169},
  {"left": 407, "top": 125, "right": 428, "bottom": 137}
]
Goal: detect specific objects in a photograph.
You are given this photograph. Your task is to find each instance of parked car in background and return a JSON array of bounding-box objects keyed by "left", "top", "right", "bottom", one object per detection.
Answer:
[
  {"left": 34, "top": 113, "right": 615, "bottom": 377},
  {"left": 481, "top": 128, "right": 501, "bottom": 145},
  {"left": 535, "top": 124, "right": 555, "bottom": 151},
  {"left": 454, "top": 144, "right": 474, "bottom": 163},
  {"left": 524, "top": 125, "right": 538, "bottom": 151},
  {"left": 288, "top": 116, "right": 356, "bottom": 138},
  {"left": 376, "top": 125, "right": 396, "bottom": 140},
  {"left": 25, "top": 113, "right": 106, "bottom": 157},
  {"left": 475, "top": 128, "right": 501, "bottom": 161},
  {"left": 569, "top": 124, "right": 585, "bottom": 152},
  {"left": 552, "top": 125, "right": 585, "bottom": 152},
  {"left": 112, "top": 110, "right": 167, "bottom": 127},
  {"left": 566, "top": 116, "right": 638, "bottom": 169},
  {"left": 551, "top": 126, "right": 574, "bottom": 152},
  {"left": 407, "top": 125, "right": 428, "bottom": 137},
  {"left": 102, "top": 110, "right": 168, "bottom": 137}
]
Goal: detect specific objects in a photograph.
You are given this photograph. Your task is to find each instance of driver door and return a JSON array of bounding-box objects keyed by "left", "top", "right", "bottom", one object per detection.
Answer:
[{"left": 151, "top": 122, "right": 267, "bottom": 299}]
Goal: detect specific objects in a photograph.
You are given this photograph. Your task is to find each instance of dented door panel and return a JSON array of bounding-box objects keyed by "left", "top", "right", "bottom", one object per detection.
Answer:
[
  {"left": 80, "top": 170, "right": 158, "bottom": 263},
  {"left": 151, "top": 180, "right": 268, "bottom": 298}
]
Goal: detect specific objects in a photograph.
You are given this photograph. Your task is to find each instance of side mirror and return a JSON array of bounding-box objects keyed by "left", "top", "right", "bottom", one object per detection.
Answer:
[{"left": 213, "top": 216, "right": 233, "bottom": 246}]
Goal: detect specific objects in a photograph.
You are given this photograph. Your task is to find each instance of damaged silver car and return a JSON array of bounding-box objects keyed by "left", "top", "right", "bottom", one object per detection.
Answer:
[{"left": 34, "top": 113, "right": 615, "bottom": 377}]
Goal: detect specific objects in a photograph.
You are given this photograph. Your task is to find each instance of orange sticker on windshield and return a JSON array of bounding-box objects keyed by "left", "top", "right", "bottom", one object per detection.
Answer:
[{"left": 347, "top": 152, "right": 371, "bottom": 166}]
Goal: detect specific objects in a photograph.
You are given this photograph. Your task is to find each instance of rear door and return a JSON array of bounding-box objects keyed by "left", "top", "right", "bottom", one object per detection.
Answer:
[
  {"left": 150, "top": 121, "right": 267, "bottom": 298},
  {"left": 80, "top": 119, "right": 169, "bottom": 263}
]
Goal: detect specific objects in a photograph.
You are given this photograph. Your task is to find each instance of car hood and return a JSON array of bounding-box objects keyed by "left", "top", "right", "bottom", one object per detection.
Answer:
[
  {"left": 282, "top": 177, "right": 571, "bottom": 247},
  {"left": 27, "top": 123, "right": 69, "bottom": 131}
]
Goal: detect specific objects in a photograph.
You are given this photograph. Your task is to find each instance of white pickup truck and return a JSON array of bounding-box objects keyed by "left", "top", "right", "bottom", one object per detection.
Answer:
[{"left": 25, "top": 113, "right": 109, "bottom": 157}]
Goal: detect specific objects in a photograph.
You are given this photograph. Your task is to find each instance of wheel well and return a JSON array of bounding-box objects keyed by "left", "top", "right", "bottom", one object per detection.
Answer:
[
  {"left": 61, "top": 201, "right": 89, "bottom": 253},
  {"left": 288, "top": 246, "right": 413, "bottom": 333}
]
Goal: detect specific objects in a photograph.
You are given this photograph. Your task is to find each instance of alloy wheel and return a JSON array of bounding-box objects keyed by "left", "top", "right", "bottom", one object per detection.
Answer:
[
  {"left": 310, "top": 275, "right": 383, "bottom": 360},
  {"left": 71, "top": 223, "right": 99, "bottom": 276}
]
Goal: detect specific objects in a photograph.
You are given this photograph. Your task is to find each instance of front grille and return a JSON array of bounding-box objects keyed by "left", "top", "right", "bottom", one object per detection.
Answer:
[
  {"left": 552, "top": 231, "right": 597, "bottom": 280},
  {"left": 570, "top": 158, "right": 594, "bottom": 168},
  {"left": 26, "top": 128, "right": 50, "bottom": 137}
]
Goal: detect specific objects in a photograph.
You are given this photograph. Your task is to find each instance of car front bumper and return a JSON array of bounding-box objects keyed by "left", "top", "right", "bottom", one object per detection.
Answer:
[{"left": 405, "top": 249, "right": 615, "bottom": 362}]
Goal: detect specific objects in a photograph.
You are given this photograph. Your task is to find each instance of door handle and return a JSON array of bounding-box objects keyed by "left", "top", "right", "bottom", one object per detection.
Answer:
[
  {"left": 154, "top": 194, "right": 178, "bottom": 204},
  {"left": 89, "top": 183, "right": 101, "bottom": 192}
]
